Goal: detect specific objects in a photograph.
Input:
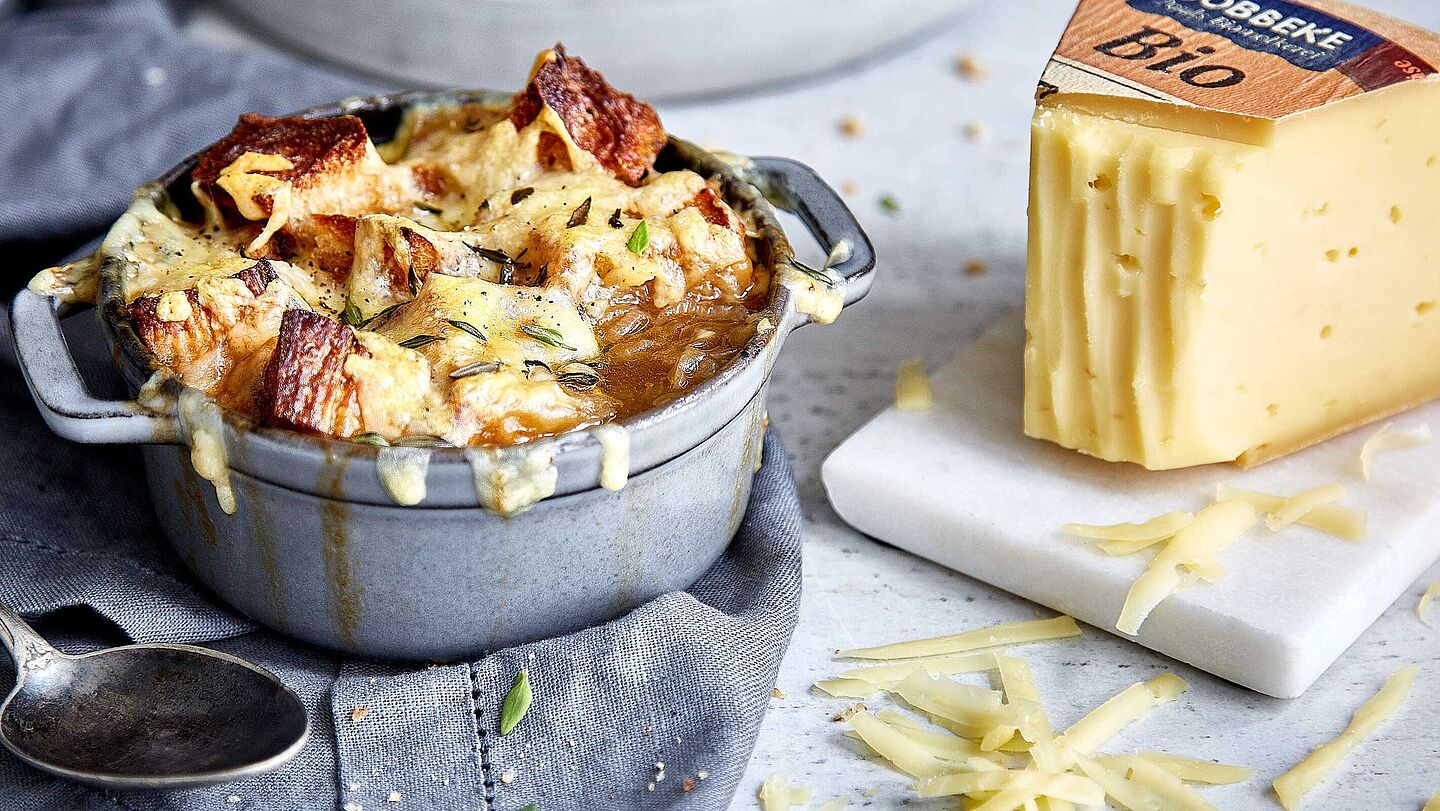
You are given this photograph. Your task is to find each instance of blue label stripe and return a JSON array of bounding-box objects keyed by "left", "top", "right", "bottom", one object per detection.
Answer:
[{"left": 1125, "top": 0, "right": 1386, "bottom": 72}]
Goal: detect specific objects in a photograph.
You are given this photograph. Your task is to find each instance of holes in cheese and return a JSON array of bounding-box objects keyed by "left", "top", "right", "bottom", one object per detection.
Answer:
[
  {"left": 758, "top": 773, "right": 812, "bottom": 811},
  {"left": 838, "top": 615, "right": 1080, "bottom": 660},
  {"left": 1215, "top": 483, "right": 1367, "bottom": 542},
  {"left": 1272, "top": 665, "right": 1419, "bottom": 811},
  {"left": 895, "top": 359, "right": 933, "bottom": 412},
  {"left": 1359, "top": 422, "right": 1433, "bottom": 480},
  {"left": 1418, "top": 581, "right": 1440, "bottom": 627},
  {"left": 1116, "top": 501, "right": 1257, "bottom": 636}
]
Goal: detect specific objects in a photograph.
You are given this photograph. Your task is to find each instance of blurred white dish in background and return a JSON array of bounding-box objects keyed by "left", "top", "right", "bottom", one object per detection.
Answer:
[{"left": 197, "top": 0, "right": 977, "bottom": 100}]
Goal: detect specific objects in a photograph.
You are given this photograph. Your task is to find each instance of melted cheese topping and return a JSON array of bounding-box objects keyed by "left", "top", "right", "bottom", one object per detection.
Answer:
[
  {"left": 178, "top": 387, "right": 236, "bottom": 515},
  {"left": 215, "top": 152, "right": 295, "bottom": 254},
  {"left": 1272, "top": 665, "right": 1418, "bottom": 811},
  {"left": 465, "top": 444, "right": 558, "bottom": 517},
  {"left": 375, "top": 446, "right": 431, "bottom": 506},
  {"left": 27, "top": 253, "right": 99, "bottom": 305}
]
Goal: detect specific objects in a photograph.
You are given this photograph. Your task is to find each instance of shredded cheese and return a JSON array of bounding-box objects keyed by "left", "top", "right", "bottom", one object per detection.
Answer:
[
  {"left": 1418, "top": 581, "right": 1440, "bottom": 627},
  {"left": 813, "top": 678, "right": 878, "bottom": 699},
  {"left": 913, "top": 770, "right": 1104, "bottom": 807},
  {"left": 1072, "top": 754, "right": 1167, "bottom": 811},
  {"left": 895, "top": 359, "right": 933, "bottom": 412},
  {"left": 1263, "top": 484, "right": 1348, "bottom": 532},
  {"left": 1031, "top": 676, "right": 1189, "bottom": 772},
  {"left": 1215, "top": 483, "right": 1366, "bottom": 542},
  {"left": 839, "top": 615, "right": 1080, "bottom": 660},
  {"left": 814, "top": 799, "right": 847, "bottom": 811},
  {"left": 1424, "top": 791, "right": 1440, "bottom": 811},
  {"left": 1116, "top": 501, "right": 1257, "bottom": 635},
  {"left": 1359, "top": 422, "right": 1432, "bottom": 480},
  {"left": 848, "top": 711, "right": 951, "bottom": 778},
  {"left": 1272, "top": 664, "right": 1419, "bottom": 811},
  {"left": 1098, "top": 755, "right": 1219, "bottom": 811},
  {"left": 758, "top": 773, "right": 812, "bottom": 811},
  {"left": 1063, "top": 511, "right": 1195, "bottom": 543},
  {"left": 838, "top": 651, "right": 1000, "bottom": 687},
  {"left": 1134, "top": 751, "right": 1252, "bottom": 785}
]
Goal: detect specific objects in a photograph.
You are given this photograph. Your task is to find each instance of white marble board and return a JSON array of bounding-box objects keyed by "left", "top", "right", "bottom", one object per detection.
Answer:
[{"left": 823, "top": 315, "right": 1440, "bottom": 698}]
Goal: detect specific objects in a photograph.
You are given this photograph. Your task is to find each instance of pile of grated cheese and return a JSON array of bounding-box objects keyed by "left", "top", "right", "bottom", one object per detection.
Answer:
[{"left": 806, "top": 616, "right": 1251, "bottom": 809}]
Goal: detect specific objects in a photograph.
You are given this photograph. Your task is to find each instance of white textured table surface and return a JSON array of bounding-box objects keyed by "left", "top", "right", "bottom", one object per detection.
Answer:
[{"left": 664, "top": 2, "right": 1440, "bottom": 808}]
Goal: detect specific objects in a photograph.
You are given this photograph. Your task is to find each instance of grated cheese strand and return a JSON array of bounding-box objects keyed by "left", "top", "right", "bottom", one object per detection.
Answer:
[
  {"left": 758, "top": 773, "right": 813, "bottom": 811},
  {"left": 1063, "top": 511, "right": 1195, "bottom": 543},
  {"left": 1424, "top": 791, "right": 1440, "bottom": 811},
  {"left": 1030, "top": 675, "right": 1189, "bottom": 773},
  {"left": 1116, "top": 501, "right": 1257, "bottom": 635},
  {"left": 847, "top": 711, "right": 949, "bottom": 778},
  {"left": 1215, "top": 483, "right": 1366, "bottom": 542},
  {"left": 839, "top": 615, "right": 1080, "bottom": 661},
  {"left": 895, "top": 359, "right": 934, "bottom": 412},
  {"left": 1359, "top": 422, "right": 1432, "bottom": 480},
  {"left": 813, "top": 678, "right": 877, "bottom": 699},
  {"left": 1099, "top": 755, "right": 1219, "bottom": 811},
  {"left": 1072, "top": 754, "right": 1165, "bottom": 811},
  {"left": 913, "top": 770, "right": 1104, "bottom": 807},
  {"left": 838, "top": 651, "right": 1000, "bottom": 687},
  {"left": 1264, "top": 484, "right": 1348, "bottom": 532},
  {"left": 1134, "top": 751, "right": 1252, "bottom": 785},
  {"left": 1272, "top": 664, "right": 1419, "bottom": 811},
  {"left": 1418, "top": 581, "right": 1440, "bottom": 627}
]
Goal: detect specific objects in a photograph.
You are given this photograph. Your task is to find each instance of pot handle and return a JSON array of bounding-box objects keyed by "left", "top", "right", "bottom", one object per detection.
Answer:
[
  {"left": 9, "top": 288, "right": 177, "bottom": 444},
  {"left": 747, "top": 156, "right": 876, "bottom": 307}
]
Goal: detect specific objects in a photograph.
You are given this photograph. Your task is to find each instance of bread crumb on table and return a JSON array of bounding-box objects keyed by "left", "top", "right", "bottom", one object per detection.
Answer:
[
  {"left": 965, "top": 259, "right": 989, "bottom": 277},
  {"left": 351, "top": 707, "right": 371, "bottom": 723},
  {"left": 954, "top": 52, "right": 989, "bottom": 81},
  {"left": 837, "top": 115, "right": 865, "bottom": 139}
]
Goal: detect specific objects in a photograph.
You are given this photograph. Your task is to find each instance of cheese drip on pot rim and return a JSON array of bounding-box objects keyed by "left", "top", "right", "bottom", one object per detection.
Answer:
[
  {"left": 465, "top": 444, "right": 558, "bottom": 517},
  {"left": 591, "top": 423, "right": 630, "bottom": 491},
  {"left": 177, "top": 387, "right": 236, "bottom": 515},
  {"left": 375, "top": 446, "right": 431, "bottom": 506}
]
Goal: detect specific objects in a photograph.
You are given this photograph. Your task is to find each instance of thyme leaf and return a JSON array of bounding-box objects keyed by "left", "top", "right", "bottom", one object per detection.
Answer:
[
  {"left": 350, "top": 432, "right": 389, "bottom": 446},
  {"left": 449, "top": 360, "right": 501, "bottom": 379},
  {"left": 414, "top": 201, "right": 443, "bottom": 215},
  {"left": 340, "top": 298, "right": 364, "bottom": 327},
  {"left": 566, "top": 196, "right": 592, "bottom": 228},
  {"left": 608, "top": 208, "right": 623, "bottom": 229},
  {"left": 878, "top": 194, "right": 901, "bottom": 215},
  {"left": 534, "top": 262, "right": 549, "bottom": 286},
  {"left": 392, "top": 434, "right": 452, "bottom": 448},
  {"left": 627, "top": 220, "right": 649, "bottom": 255},
  {"left": 790, "top": 258, "right": 837, "bottom": 289},
  {"left": 499, "top": 669, "right": 532, "bottom": 736},
  {"left": 520, "top": 324, "right": 576, "bottom": 352},
  {"left": 360, "top": 301, "right": 406, "bottom": 329},
  {"left": 446, "top": 319, "right": 487, "bottom": 342},
  {"left": 510, "top": 187, "right": 534, "bottom": 205},
  {"left": 469, "top": 245, "right": 514, "bottom": 265},
  {"left": 407, "top": 266, "right": 422, "bottom": 297},
  {"left": 398, "top": 334, "right": 443, "bottom": 349}
]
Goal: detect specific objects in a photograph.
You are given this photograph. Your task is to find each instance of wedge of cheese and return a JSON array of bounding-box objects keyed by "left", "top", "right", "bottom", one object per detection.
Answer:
[{"left": 1025, "top": 0, "right": 1440, "bottom": 469}]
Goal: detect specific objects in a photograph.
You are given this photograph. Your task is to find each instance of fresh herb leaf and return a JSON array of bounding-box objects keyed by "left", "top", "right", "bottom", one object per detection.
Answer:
[
  {"left": 350, "top": 432, "right": 390, "bottom": 447},
  {"left": 626, "top": 220, "right": 649, "bottom": 255},
  {"left": 510, "top": 187, "right": 534, "bottom": 205},
  {"left": 556, "top": 364, "right": 600, "bottom": 391},
  {"left": 790, "top": 258, "right": 837, "bottom": 288},
  {"left": 520, "top": 324, "right": 576, "bottom": 352},
  {"left": 340, "top": 298, "right": 364, "bottom": 327},
  {"left": 393, "top": 434, "right": 453, "bottom": 448},
  {"left": 499, "top": 669, "right": 532, "bottom": 736},
  {"left": 398, "top": 334, "right": 443, "bottom": 349},
  {"left": 450, "top": 360, "right": 501, "bottom": 379},
  {"left": 608, "top": 208, "right": 623, "bottom": 229},
  {"left": 520, "top": 804, "right": 539, "bottom": 811},
  {"left": 446, "top": 319, "right": 487, "bottom": 343},
  {"left": 360, "top": 301, "right": 406, "bottom": 329},
  {"left": 414, "top": 201, "right": 443, "bottom": 215},
  {"left": 566, "top": 196, "right": 592, "bottom": 228},
  {"left": 534, "top": 263, "right": 549, "bottom": 286},
  {"left": 407, "top": 266, "right": 422, "bottom": 297},
  {"left": 878, "top": 194, "right": 901, "bottom": 215},
  {"left": 469, "top": 245, "right": 514, "bottom": 265}
]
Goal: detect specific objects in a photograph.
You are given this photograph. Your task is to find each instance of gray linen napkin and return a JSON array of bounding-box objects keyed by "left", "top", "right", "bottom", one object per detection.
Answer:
[{"left": 0, "top": 2, "right": 803, "bottom": 808}]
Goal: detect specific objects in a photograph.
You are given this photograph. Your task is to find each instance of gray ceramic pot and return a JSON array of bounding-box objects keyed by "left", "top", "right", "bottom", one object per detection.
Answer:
[{"left": 10, "top": 91, "right": 875, "bottom": 661}]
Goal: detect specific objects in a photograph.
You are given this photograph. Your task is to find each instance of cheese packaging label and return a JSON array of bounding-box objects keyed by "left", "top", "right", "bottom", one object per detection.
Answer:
[{"left": 1040, "top": 0, "right": 1440, "bottom": 119}]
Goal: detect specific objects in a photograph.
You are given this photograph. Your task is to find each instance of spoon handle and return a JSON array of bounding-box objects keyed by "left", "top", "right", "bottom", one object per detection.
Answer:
[{"left": 0, "top": 604, "right": 59, "bottom": 674}]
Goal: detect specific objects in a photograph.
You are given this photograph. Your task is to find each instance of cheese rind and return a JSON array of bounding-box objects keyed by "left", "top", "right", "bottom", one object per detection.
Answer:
[{"left": 1026, "top": 80, "right": 1440, "bottom": 470}]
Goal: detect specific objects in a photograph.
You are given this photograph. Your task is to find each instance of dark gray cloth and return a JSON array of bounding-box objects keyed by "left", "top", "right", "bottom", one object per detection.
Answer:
[{"left": 0, "top": 2, "right": 802, "bottom": 808}]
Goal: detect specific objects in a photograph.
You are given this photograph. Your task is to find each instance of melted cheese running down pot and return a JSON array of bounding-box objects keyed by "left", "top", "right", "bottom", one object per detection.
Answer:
[{"left": 32, "top": 46, "right": 777, "bottom": 513}]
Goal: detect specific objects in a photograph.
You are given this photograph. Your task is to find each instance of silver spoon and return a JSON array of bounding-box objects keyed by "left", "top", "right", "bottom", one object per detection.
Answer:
[{"left": 0, "top": 604, "right": 308, "bottom": 789}]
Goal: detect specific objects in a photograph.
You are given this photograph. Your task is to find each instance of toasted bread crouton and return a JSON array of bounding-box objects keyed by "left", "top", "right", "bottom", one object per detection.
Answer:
[
  {"left": 129, "top": 260, "right": 291, "bottom": 385},
  {"left": 259, "top": 309, "right": 445, "bottom": 439},
  {"left": 509, "top": 45, "right": 667, "bottom": 186},
  {"left": 260, "top": 309, "right": 368, "bottom": 436}
]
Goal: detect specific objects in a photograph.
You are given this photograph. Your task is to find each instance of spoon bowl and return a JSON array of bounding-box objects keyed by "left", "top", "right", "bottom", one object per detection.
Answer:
[{"left": 0, "top": 606, "right": 308, "bottom": 789}]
